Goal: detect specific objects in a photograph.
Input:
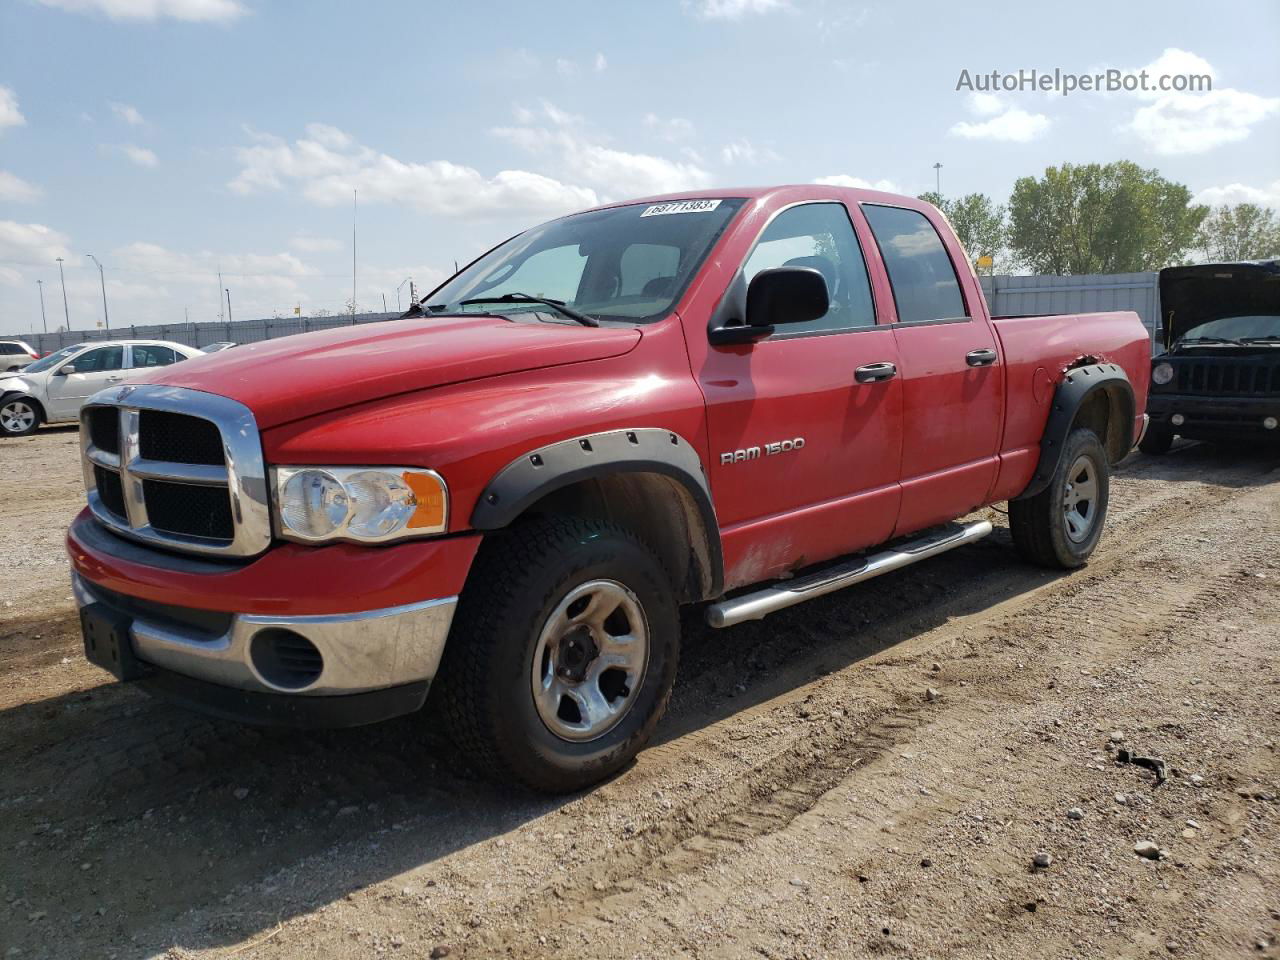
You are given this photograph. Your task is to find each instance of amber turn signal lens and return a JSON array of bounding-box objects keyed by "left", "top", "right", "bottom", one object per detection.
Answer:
[{"left": 403, "top": 471, "right": 447, "bottom": 529}]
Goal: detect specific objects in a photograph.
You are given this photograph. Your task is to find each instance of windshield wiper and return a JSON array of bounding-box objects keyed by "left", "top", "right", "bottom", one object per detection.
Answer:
[
  {"left": 1176, "top": 336, "right": 1241, "bottom": 345},
  {"left": 459, "top": 293, "right": 599, "bottom": 328},
  {"left": 1240, "top": 335, "right": 1280, "bottom": 344}
]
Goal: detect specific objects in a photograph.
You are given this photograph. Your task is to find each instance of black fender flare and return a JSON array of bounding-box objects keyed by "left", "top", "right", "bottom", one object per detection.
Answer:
[
  {"left": 470, "top": 427, "right": 723, "bottom": 598},
  {"left": 1014, "top": 363, "right": 1135, "bottom": 501}
]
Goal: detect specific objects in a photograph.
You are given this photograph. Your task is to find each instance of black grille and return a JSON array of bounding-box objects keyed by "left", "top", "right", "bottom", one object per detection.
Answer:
[
  {"left": 94, "top": 466, "right": 126, "bottom": 519},
  {"left": 86, "top": 408, "right": 120, "bottom": 455},
  {"left": 1174, "top": 359, "right": 1280, "bottom": 396},
  {"left": 139, "top": 411, "right": 225, "bottom": 465},
  {"left": 143, "top": 479, "right": 234, "bottom": 540}
]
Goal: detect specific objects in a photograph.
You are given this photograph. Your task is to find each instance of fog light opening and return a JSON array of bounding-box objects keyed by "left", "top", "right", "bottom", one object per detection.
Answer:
[
  {"left": 250, "top": 628, "right": 324, "bottom": 690},
  {"left": 1171, "top": 414, "right": 1185, "bottom": 427},
  {"left": 1265, "top": 417, "right": 1278, "bottom": 431}
]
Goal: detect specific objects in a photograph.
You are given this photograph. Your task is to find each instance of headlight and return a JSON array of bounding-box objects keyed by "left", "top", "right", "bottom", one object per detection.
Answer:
[
  {"left": 1152, "top": 362, "right": 1175, "bottom": 385},
  {"left": 273, "top": 466, "right": 448, "bottom": 544}
]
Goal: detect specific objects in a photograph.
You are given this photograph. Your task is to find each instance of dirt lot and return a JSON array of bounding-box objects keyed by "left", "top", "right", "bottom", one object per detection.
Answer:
[{"left": 2, "top": 426, "right": 1278, "bottom": 960}]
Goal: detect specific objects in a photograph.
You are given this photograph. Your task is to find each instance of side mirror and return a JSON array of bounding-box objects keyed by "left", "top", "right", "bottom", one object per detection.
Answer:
[
  {"left": 708, "top": 267, "right": 830, "bottom": 346},
  {"left": 57, "top": 364, "right": 75, "bottom": 375}
]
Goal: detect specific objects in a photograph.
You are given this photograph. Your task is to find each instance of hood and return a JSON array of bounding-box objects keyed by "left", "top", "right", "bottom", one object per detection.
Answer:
[
  {"left": 1159, "top": 260, "right": 1280, "bottom": 349},
  {"left": 141, "top": 315, "right": 642, "bottom": 428}
]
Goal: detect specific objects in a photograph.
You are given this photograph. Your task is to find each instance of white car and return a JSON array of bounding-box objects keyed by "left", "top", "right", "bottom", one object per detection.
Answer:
[
  {"left": 0, "top": 339, "right": 40, "bottom": 372},
  {"left": 0, "top": 340, "right": 203, "bottom": 437}
]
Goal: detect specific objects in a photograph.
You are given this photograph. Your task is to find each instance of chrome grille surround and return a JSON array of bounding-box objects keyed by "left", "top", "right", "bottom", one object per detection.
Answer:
[{"left": 80, "top": 384, "right": 272, "bottom": 558}]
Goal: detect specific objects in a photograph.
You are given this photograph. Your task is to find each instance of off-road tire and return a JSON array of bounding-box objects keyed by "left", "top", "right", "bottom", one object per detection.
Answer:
[
  {"left": 433, "top": 515, "right": 680, "bottom": 793},
  {"left": 0, "top": 396, "right": 42, "bottom": 437},
  {"left": 1010, "top": 427, "right": 1110, "bottom": 569},
  {"left": 1138, "top": 422, "right": 1174, "bottom": 455}
]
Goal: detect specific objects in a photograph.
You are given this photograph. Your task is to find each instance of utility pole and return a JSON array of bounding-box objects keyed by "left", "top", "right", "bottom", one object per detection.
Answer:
[
  {"left": 933, "top": 162, "right": 943, "bottom": 195},
  {"left": 382, "top": 292, "right": 387, "bottom": 313},
  {"left": 396, "top": 276, "right": 412, "bottom": 311},
  {"left": 37, "top": 280, "right": 47, "bottom": 333},
  {"left": 55, "top": 257, "right": 70, "bottom": 328},
  {"left": 86, "top": 254, "right": 109, "bottom": 329},
  {"left": 352, "top": 188, "right": 358, "bottom": 318},
  {"left": 225, "top": 288, "right": 233, "bottom": 323},
  {"left": 218, "top": 269, "right": 224, "bottom": 323}
]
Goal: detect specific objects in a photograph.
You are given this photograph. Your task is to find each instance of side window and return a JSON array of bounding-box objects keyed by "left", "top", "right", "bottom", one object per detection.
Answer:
[
  {"left": 619, "top": 243, "right": 681, "bottom": 299},
  {"left": 131, "top": 345, "right": 178, "bottom": 367},
  {"left": 862, "top": 205, "right": 969, "bottom": 324},
  {"left": 68, "top": 346, "right": 124, "bottom": 373},
  {"left": 741, "top": 203, "right": 875, "bottom": 334},
  {"left": 0, "top": 343, "right": 21, "bottom": 355},
  {"left": 475, "top": 245, "right": 587, "bottom": 304}
]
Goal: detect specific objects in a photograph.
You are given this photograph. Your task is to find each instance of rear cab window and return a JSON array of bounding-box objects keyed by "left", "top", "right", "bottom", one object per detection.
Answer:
[{"left": 862, "top": 204, "right": 969, "bottom": 324}]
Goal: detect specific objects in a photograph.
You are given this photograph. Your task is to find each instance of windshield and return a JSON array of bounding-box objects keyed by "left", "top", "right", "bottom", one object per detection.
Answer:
[
  {"left": 1178, "top": 315, "right": 1280, "bottom": 344},
  {"left": 21, "top": 344, "right": 84, "bottom": 374},
  {"left": 425, "top": 198, "right": 746, "bottom": 324}
]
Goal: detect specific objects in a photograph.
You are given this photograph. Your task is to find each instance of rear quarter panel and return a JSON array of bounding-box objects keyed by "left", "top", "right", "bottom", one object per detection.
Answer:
[{"left": 989, "top": 311, "right": 1150, "bottom": 501}]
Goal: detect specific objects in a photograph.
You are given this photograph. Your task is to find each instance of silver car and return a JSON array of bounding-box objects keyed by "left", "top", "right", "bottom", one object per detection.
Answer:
[
  {"left": 0, "top": 339, "right": 202, "bottom": 437},
  {"left": 0, "top": 339, "right": 39, "bottom": 373}
]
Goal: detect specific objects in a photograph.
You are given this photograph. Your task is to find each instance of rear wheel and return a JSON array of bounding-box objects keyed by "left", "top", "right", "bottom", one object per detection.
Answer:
[
  {"left": 0, "top": 397, "right": 41, "bottom": 437},
  {"left": 434, "top": 515, "right": 679, "bottom": 793},
  {"left": 1139, "top": 422, "right": 1174, "bottom": 455},
  {"left": 1010, "top": 427, "right": 1110, "bottom": 569}
]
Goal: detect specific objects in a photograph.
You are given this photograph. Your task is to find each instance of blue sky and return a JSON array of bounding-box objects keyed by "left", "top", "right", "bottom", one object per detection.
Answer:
[{"left": 1, "top": 0, "right": 1277, "bottom": 332}]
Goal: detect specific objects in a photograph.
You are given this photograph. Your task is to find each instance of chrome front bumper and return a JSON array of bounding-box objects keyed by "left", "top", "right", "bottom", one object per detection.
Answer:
[{"left": 71, "top": 573, "right": 457, "bottom": 697}]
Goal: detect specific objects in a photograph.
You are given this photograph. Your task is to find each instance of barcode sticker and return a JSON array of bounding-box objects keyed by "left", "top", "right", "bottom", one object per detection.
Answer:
[{"left": 640, "top": 199, "right": 722, "bottom": 217}]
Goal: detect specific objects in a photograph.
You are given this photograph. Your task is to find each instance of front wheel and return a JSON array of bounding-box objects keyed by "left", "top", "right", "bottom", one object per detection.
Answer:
[
  {"left": 1009, "top": 427, "right": 1110, "bottom": 569},
  {"left": 433, "top": 516, "right": 679, "bottom": 792},
  {"left": 0, "top": 397, "right": 41, "bottom": 437}
]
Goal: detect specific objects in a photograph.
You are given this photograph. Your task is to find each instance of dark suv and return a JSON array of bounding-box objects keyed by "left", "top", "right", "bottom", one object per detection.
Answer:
[{"left": 1141, "top": 259, "right": 1280, "bottom": 453}]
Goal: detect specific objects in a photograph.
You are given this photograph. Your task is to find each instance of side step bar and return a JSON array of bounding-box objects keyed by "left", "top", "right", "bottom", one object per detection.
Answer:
[{"left": 705, "top": 519, "right": 993, "bottom": 628}]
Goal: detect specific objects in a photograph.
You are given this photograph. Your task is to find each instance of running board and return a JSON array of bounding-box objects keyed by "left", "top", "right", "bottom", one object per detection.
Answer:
[{"left": 705, "top": 519, "right": 994, "bottom": 629}]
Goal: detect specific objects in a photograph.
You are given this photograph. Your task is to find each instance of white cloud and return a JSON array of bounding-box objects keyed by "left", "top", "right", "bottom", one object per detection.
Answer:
[
  {"left": 1118, "top": 49, "right": 1279, "bottom": 155},
  {"left": 814, "top": 174, "right": 901, "bottom": 193},
  {"left": 119, "top": 144, "right": 159, "bottom": 167},
  {"left": 1192, "top": 180, "right": 1280, "bottom": 210},
  {"left": 0, "top": 87, "right": 25, "bottom": 134},
  {"left": 109, "top": 101, "right": 145, "bottom": 126},
  {"left": 229, "top": 124, "right": 599, "bottom": 218},
  {"left": 643, "top": 113, "right": 695, "bottom": 142},
  {"left": 0, "top": 171, "right": 42, "bottom": 203},
  {"left": 0, "top": 221, "right": 72, "bottom": 265},
  {"left": 35, "top": 0, "right": 245, "bottom": 21},
  {"left": 492, "top": 103, "right": 712, "bottom": 199},
  {"left": 720, "top": 138, "right": 781, "bottom": 166},
  {"left": 290, "top": 233, "right": 343, "bottom": 253},
  {"left": 950, "top": 94, "right": 1050, "bottom": 142},
  {"left": 687, "top": 0, "right": 788, "bottom": 19},
  {"left": 593, "top": 52, "right": 607, "bottom": 72}
]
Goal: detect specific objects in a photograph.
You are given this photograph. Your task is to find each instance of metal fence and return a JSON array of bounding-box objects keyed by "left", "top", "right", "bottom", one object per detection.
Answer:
[
  {"left": 2, "top": 312, "right": 402, "bottom": 355},
  {"left": 981, "top": 272, "right": 1160, "bottom": 348},
  {"left": 6, "top": 273, "right": 1164, "bottom": 355}
]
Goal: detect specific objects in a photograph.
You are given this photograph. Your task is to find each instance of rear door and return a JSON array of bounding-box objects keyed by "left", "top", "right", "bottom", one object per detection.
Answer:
[
  {"left": 128, "top": 344, "right": 180, "bottom": 369},
  {"left": 44, "top": 345, "right": 126, "bottom": 421},
  {"left": 860, "top": 203, "right": 1004, "bottom": 535},
  {"left": 697, "top": 201, "right": 904, "bottom": 589}
]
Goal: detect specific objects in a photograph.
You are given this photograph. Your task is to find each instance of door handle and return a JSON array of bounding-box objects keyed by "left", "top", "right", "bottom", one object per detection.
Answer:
[
  {"left": 965, "top": 348, "right": 998, "bottom": 367},
  {"left": 855, "top": 362, "right": 897, "bottom": 384},
  {"left": 105, "top": 375, "right": 123, "bottom": 383}
]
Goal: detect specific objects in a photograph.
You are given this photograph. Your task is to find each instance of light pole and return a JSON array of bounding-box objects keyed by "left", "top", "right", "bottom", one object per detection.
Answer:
[
  {"left": 396, "top": 276, "right": 412, "bottom": 311},
  {"left": 86, "top": 254, "right": 110, "bottom": 329},
  {"left": 36, "top": 280, "right": 48, "bottom": 333},
  {"left": 933, "top": 162, "right": 943, "bottom": 196},
  {"left": 55, "top": 257, "right": 70, "bottom": 328},
  {"left": 225, "top": 288, "right": 233, "bottom": 323}
]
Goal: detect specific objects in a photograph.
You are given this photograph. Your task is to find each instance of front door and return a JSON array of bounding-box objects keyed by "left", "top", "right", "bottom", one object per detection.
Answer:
[
  {"left": 860, "top": 203, "right": 1004, "bottom": 534},
  {"left": 695, "top": 202, "right": 904, "bottom": 590},
  {"left": 45, "top": 345, "right": 126, "bottom": 421}
]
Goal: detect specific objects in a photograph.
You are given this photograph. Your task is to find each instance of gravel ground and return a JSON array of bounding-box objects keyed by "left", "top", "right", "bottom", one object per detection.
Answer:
[{"left": 1, "top": 427, "right": 1278, "bottom": 960}]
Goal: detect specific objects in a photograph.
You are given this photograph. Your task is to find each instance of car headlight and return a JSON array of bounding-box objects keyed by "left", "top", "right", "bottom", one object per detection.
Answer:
[
  {"left": 272, "top": 466, "right": 448, "bottom": 544},
  {"left": 1152, "top": 362, "right": 1175, "bottom": 386}
]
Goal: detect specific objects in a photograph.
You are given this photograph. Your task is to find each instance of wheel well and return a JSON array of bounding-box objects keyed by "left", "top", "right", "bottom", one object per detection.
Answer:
[
  {"left": 1071, "top": 385, "right": 1132, "bottom": 464},
  {"left": 515, "top": 471, "right": 717, "bottom": 603},
  {"left": 0, "top": 392, "right": 45, "bottom": 421}
]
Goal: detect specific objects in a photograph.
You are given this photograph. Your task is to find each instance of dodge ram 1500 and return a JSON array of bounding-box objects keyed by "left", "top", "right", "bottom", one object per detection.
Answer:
[{"left": 67, "top": 185, "right": 1150, "bottom": 791}]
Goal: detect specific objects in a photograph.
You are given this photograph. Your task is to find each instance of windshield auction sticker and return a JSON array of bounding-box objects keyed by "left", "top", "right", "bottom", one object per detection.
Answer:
[{"left": 640, "top": 199, "right": 722, "bottom": 217}]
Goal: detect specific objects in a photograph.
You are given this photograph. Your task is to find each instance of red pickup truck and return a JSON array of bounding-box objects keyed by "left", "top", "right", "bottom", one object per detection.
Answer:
[{"left": 67, "top": 186, "right": 1150, "bottom": 791}]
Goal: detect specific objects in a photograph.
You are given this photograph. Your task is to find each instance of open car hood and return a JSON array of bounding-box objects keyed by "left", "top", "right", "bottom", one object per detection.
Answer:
[{"left": 1159, "top": 260, "right": 1280, "bottom": 350}]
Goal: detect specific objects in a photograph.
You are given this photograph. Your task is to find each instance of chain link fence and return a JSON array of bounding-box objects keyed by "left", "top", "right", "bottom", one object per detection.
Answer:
[{"left": 2, "top": 312, "right": 402, "bottom": 355}]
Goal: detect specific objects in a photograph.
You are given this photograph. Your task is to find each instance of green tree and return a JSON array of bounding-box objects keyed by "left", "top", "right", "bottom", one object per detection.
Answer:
[
  {"left": 1007, "top": 161, "right": 1207, "bottom": 274},
  {"left": 919, "top": 191, "right": 1008, "bottom": 272},
  {"left": 1194, "top": 204, "right": 1280, "bottom": 262}
]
